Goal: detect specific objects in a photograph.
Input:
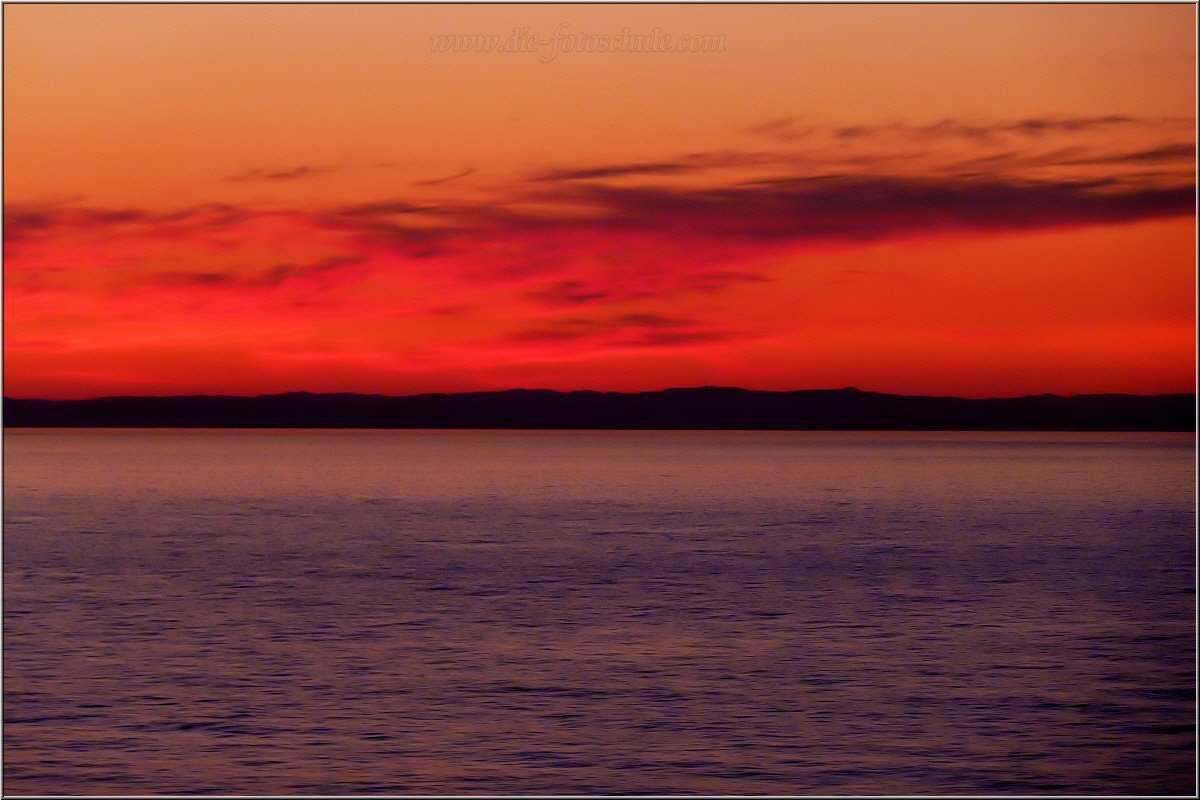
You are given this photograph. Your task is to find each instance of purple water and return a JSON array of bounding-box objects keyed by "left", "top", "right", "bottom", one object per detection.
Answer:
[{"left": 3, "top": 429, "right": 1195, "bottom": 794}]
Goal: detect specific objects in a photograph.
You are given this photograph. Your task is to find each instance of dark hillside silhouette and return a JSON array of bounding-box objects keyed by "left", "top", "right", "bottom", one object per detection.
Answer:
[{"left": 3, "top": 387, "right": 1194, "bottom": 430}]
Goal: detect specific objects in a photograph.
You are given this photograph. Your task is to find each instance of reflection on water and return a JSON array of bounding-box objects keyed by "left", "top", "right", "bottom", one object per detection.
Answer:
[{"left": 3, "top": 430, "right": 1195, "bottom": 794}]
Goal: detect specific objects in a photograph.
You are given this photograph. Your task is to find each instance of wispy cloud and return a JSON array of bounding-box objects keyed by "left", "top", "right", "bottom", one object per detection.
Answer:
[
  {"left": 505, "top": 312, "right": 743, "bottom": 350},
  {"left": 525, "top": 280, "right": 611, "bottom": 306},
  {"left": 328, "top": 199, "right": 444, "bottom": 217},
  {"left": 414, "top": 168, "right": 476, "bottom": 186},
  {"left": 750, "top": 114, "right": 1182, "bottom": 142},
  {"left": 7, "top": 112, "right": 1194, "bottom": 332},
  {"left": 227, "top": 165, "right": 338, "bottom": 183},
  {"left": 532, "top": 151, "right": 777, "bottom": 183},
  {"left": 1059, "top": 142, "right": 1196, "bottom": 166},
  {"left": 533, "top": 160, "right": 696, "bottom": 182},
  {"left": 152, "top": 255, "right": 363, "bottom": 289}
]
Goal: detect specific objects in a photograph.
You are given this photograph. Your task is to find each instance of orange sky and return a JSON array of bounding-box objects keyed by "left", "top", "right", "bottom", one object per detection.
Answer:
[{"left": 3, "top": 3, "right": 1196, "bottom": 399}]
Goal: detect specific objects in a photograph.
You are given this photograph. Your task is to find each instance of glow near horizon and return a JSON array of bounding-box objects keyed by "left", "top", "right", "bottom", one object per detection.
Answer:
[{"left": 3, "top": 4, "right": 1195, "bottom": 399}]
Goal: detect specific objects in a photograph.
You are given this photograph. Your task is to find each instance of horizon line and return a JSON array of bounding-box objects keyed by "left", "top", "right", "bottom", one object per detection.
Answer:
[{"left": 5, "top": 386, "right": 1197, "bottom": 404}]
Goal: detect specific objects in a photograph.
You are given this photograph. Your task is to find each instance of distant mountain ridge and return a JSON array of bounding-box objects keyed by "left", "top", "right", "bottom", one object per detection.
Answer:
[{"left": 3, "top": 387, "right": 1194, "bottom": 430}]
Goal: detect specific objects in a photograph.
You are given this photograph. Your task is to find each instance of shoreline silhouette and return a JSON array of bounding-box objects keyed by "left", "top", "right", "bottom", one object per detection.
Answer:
[{"left": 4, "top": 387, "right": 1193, "bottom": 431}]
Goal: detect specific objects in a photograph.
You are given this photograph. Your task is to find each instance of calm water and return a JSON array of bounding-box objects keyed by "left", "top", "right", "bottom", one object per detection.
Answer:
[{"left": 3, "top": 429, "right": 1195, "bottom": 795}]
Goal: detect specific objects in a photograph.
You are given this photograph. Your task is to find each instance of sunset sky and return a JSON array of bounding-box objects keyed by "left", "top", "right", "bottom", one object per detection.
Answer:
[{"left": 3, "top": 3, "right": 1196, "bottom": 399}]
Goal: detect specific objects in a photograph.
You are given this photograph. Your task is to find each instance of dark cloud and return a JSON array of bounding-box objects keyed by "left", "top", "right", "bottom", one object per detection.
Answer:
[
  {"left": 520, "top": 269, "right": 765, "bottom": 308},
  {"left": 5, "top": 207, "right": 149, "bottom": 231},
  {"left": 79, "top": 208, "right": 151, "bottom": 224},
  {"left": 415, "top": 168, "right": 476, "bottom": 186},
  {"left": 526, "top": 280, "right": 610, "bottom": 306},
  {"left": 333, "top": 200, "right": 440, "bottom": 217},
  {"left": 533, "top": 152, "right": 777, "bottom": 183},
  {"left": 340, "top": 220, "right": 466, "bottom": 260},
  {"left": 534, "top": 161, "right": 695, "bottom": 181},
  {"left": 3, "top": 209, "right": 54, "bottom": 244},
  {"left": 319, "top": 202, "right": 467, "bottom": 260},
  {"left": 506, "top": 312, "right": 738, "bottom": 348},
  {"left": 3, "top": 207, "right": 160, "bottom": 253},
  {"left": 294, "top": 122, "right": 1192, "bottom": 259},
  {"left": 624, "top": 330, "right": 735, "bottom": 347},
  {"left": 902, "top": 116, "right": 1139, "bottom": 141},
  {"left": 614, "top": 313, "right": 691, "bottom": 328},
  {"left": 1060, "top": 142, "right": 1196, "bottom": 166},
  {"left": 556, "top": 175, "right": 1195, "bottom": 242},
  {"left": 155, "top": 271, "right": 232, "bottom": 287},
  {"left": 6, "top": 204, "right": 254, "bottom": 245},
  {"left": 940, "top": 142, "right": 1194, "bottom": 183},
  {"left": 755, "top": 115, "right": 1157, "bottom": 143},
  {"left": 507, "top": 326, "right": 593, "bottom": 343},
  {"left": 249, "top": 255, "right": 361, "bottom": 287},
  {"left": 153, "top": 256, "right": 361, "bottom": 290},
  {"left": 10, "top": 127, "right": 1193, "bottom": 307},
  {"left": 13, "top": 171, "right": 1193, "bottom": 269},
  {"left": 1006, "top": 115, "right": 1137, "bottom": 135},
  {"left": 228, "top": 165, "right": 335, "bottom": 183}
]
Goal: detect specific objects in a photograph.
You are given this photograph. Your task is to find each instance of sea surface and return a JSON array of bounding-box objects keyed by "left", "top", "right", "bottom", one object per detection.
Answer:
[{"left": 3, "top": 429, "right": 1195, "bottom": 795}]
